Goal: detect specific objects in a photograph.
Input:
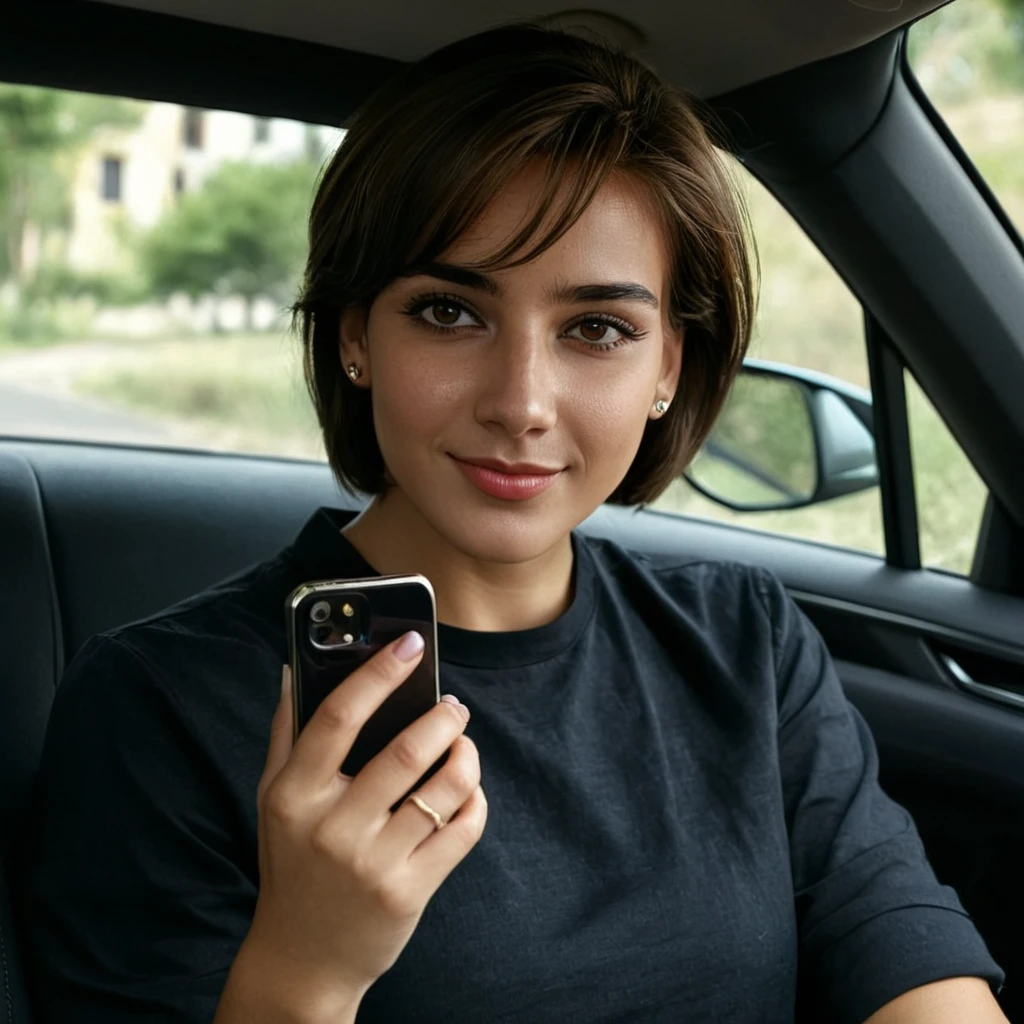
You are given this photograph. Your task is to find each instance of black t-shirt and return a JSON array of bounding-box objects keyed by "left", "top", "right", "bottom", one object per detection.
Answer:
[{"left": 19, "top": 507, "right": 1004, "bottom": 1023}]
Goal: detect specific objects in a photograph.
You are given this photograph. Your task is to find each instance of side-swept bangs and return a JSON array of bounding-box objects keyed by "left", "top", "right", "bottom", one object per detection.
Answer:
[{"left": 294, "top": 24, "right": 756, "bottom": 504}]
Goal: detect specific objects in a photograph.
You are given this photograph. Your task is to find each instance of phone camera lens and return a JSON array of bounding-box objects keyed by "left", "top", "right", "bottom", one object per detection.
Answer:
[{"left": 310, "top": 600, "right": 331, "bottom": 623}]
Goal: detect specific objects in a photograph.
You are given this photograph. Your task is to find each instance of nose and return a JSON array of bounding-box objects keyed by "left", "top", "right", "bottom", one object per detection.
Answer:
[{"left": 473, "top": 326, "right": 558, "bottom": 438}]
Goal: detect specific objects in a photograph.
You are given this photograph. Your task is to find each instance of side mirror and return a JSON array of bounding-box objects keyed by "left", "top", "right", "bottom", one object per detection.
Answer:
[{"left": 684, "top": 359, "right": 878, "bottom": 512}]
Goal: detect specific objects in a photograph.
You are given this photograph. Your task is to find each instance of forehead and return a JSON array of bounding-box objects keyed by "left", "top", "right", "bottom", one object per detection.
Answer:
[{"left": 444, "top": 168, "right": 670, "bottom": 294}]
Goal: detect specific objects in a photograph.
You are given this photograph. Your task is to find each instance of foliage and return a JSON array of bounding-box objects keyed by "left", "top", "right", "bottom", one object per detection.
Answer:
[
  {"left": 908, "top": 0, "right": 1024, "bottom": 99},
  {"left": 141, "top": 159, "right": 318, "bottom": 323},
  {"left": 0, "top": 294, "right": 93, "bottom": 346},
  {"left": 0, "top": 86, "right": 142, "bottom": 285},
  {"left": 993, "top": 0, "right": 1024, "bottom": 32},
  {"left": 74, "top": 335, "right": 322, "bottom": 456},
  {"left": 20, "top": 262, "right": 149, "bottom": 307}
]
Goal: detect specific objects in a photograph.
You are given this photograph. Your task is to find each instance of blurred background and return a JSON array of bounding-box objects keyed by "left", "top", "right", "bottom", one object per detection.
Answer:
[{"left": 0, "top": 0, "right": 1019, "bottom": 573}]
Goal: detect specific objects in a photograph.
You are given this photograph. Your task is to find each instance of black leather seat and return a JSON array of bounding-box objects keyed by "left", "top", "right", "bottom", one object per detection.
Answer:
[{"left": 0, "top": 440, "right": 351, "bottom": 1023}]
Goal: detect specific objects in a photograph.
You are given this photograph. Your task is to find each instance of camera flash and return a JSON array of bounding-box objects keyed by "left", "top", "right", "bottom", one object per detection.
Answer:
[
  {"left": 342, "top": 602, "right": 354, "bottom": 617},
  {"left": 342, "top": 632, "right": 354, "bottom": 644}
]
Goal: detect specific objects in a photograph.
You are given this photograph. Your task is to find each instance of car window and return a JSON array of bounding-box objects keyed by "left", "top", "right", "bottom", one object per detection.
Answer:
[
  {"left": 651, "top": 167, "right": 886, "bottom": 558},
  {"left": 906, "top": 372, "right": 989, "bottom": 576},
  {"left": 0, "top": 85, "right": 336, "bottom": 459},
  {"left": 908, "top": 0, "right": 1024, "bottom": 231},
  {"left": 0, "top": 84, "right": 984, "bottom": 574}
]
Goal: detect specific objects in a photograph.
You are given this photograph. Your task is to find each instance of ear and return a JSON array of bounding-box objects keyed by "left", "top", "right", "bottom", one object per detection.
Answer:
[
  {"left": 656, "top": 324, "right": 684, "bottom": 408},
  {"left": 339, "top": 305, "right": 371, "bottom": 387}
]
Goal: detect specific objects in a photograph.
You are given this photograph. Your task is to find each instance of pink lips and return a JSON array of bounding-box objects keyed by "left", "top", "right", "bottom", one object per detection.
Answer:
[{"left": 449, "top": 455, "right": 563, "bottom": 501}]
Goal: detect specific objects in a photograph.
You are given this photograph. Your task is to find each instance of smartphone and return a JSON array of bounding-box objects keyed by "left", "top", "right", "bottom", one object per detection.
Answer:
[{"left": 285, "top": 574, "right": 441, "bottom": 782}]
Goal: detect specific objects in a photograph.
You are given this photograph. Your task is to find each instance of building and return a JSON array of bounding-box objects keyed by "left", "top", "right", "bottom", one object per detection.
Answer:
[{"left": 60, "top": 102, "right": 341, "bottom": 275}]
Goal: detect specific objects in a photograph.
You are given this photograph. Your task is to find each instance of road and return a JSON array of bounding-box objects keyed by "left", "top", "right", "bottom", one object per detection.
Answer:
[{"left": 0, "top": 381, "right": 171, "bottom": 446}]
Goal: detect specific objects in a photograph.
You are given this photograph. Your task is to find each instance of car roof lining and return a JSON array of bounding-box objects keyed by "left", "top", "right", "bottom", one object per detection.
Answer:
[{"left": 87, "top": 0, "right": 950, "bottom": 98}]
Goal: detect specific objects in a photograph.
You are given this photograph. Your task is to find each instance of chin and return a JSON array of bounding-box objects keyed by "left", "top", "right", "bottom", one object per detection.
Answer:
[{"left": 432, "top": 502, "right": 579, "bottom": 565}]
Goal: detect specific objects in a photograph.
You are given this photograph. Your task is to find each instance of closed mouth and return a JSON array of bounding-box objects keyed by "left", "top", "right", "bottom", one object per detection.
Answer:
[{"left": 449, "top": 455, "right": 563, "bottom": 475}]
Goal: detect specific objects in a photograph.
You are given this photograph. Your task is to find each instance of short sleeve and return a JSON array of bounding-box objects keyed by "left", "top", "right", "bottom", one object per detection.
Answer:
[
  {"left": 16, "top": 633, "right": 257, "bottom": 1022},
  {"left": 757, "top": 571, "right": 1006, "bottom": 1024}
]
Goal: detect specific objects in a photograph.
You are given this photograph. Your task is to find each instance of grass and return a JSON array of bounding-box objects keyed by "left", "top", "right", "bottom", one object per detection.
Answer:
[
  {"left": 905, "top": 374, "right": 989, "bottom": 573},
  {"left": 74, "top": 334, "right": 325, "bottom": 459}
]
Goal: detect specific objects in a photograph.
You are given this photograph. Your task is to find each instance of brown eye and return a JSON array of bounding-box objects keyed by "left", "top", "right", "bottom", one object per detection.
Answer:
[
  {"left": 432, "top": 302, "right": 461, "bottom": 326},
  {"left": 578, "top": 320, "right": 609, "bottom": 342}
]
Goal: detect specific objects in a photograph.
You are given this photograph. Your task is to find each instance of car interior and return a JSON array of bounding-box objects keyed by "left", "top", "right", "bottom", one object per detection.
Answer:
[{"left": 2, "top": 0, "right": 1023, "bottom": 1021}]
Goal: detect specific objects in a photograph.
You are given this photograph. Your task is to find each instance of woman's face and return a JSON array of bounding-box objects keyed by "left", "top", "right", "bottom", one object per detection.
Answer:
[{"left": 341, "top": 170, "right": 683, "bottom": 564}]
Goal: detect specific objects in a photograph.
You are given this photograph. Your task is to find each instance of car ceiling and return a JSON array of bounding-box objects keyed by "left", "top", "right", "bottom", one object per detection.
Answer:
[{"left": 89, "top": 0, "right": 950, "bottom": 97}]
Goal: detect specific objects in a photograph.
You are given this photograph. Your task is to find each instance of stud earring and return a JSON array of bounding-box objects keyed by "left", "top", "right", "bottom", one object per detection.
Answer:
[
  {"left": 346, "top": 363, "right": 362, "bottom": 381},
  {"left": 653, "top": 399, "right": 669, "bottom": 415}
]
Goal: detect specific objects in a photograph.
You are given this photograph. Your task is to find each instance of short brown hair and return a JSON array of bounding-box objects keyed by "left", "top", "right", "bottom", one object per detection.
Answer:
[{"left": 293, "top": 24, "right": 756, "bottom": 505}]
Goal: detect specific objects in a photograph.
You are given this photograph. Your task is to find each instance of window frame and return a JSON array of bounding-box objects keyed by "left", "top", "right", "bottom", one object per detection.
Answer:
[
  {"left": 1, "top": 5, "right": 1020, "bottom": 596},
  {"left": 100, "top": 155, "right": 122, "bottom": 202},
  {"left": 899, "top": 31, "right": 1024, "bottom": 595},
  {"left": 863, "top": 313, "right": 920, "bottom": 570},
  {"left": 183, "top": 107, "right": 204, "bottom": 149},
  {"left": 707, "top": 29, "right": 1024, "bottom": 596}
]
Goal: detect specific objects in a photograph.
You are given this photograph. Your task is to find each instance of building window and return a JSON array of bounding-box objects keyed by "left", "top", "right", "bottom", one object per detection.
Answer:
[
  {"left": 184, "top": 108, "right": 205, "bottom": 149},
  {"left": 173, "top": 168, "right": 185, "bottom": 194},
  {"left": 254, "top": 117, "right": 271, "bottom": 144},
  {"left": 101, "top": 156, "right": 122, "bottom": 201}
]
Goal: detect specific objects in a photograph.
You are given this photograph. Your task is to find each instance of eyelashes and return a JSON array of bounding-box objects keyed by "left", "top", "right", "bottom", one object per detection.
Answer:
[
  {"left": 399, "top": 291, "right": 648, "bottom": 350},
  {"left": 401, "top": 293, "right": 478, "bottom": 332}
]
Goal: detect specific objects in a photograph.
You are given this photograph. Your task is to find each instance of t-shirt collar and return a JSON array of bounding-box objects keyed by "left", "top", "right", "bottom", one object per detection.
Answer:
[{"left": 290, "top": 507, "right": 596, "bottom": 669}]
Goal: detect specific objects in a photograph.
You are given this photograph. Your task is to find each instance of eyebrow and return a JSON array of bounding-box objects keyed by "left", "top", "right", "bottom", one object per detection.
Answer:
[
  {"left": 403, "top": 262, "right": 660, "bottom": 310},
  {"left": 402, "top": 262, "right": 501, "bottom": 296},
  {"left": 550, "top": 282, "right": 659, "bottom": 309}
]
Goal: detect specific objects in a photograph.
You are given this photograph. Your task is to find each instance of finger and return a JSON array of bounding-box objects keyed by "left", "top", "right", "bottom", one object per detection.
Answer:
[
  {"left": 257, "top": 665, "right": 295, "bottom": 802},
  {"left": 408, "top": 784, "right": 488, "bottom": 891},
  {"left": 284, "top": 631, "right": 426, "bottom": 789},
  {"left": 342, "top": 696, "right": 470, "bottom": 827},
  {"left": 375, "top": 733, "right": 480, "bottom": 861}
]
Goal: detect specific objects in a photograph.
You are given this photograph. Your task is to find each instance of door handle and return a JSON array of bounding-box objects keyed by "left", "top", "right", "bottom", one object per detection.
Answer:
[{"left": 940, "top": 652, "right": 1024, "bottom": 714}]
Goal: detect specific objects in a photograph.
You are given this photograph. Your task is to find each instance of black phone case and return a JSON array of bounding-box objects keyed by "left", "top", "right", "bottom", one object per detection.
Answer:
[{"left": 286, "top": 575, "right": 442, "bottom": 784}]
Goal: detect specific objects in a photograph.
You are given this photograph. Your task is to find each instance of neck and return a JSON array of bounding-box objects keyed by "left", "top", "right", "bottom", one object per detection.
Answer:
[{"left": 342, "top": 490, "right": 574, "bottom": 632}]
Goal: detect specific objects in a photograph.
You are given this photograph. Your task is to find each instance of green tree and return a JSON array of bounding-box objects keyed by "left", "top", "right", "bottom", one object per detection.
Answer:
[
  {"left": 909, "top": 0, "right": 1024, "bottom": 98},
  {"left": 142, "top": 159, "right": 317, "bottom": 329},
  {"left": 0, "top": 86, "right": 141, "bottom": 286},
  {"left": 994, "top": 0, "right": 1024, "bottom": 32}
]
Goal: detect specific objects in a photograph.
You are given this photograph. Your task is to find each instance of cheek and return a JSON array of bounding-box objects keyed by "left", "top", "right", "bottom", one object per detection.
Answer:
[
  {"left": 369, "top": 337, "right": 468, "bottom": 449},
  {"left": 564, "top": 366, "right": 657, "bottom": 469}
]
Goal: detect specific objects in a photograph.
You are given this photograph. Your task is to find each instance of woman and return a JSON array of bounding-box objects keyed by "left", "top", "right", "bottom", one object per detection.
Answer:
[{"left": 20, "top": 24, "right": 1007, "bottom": 1024}]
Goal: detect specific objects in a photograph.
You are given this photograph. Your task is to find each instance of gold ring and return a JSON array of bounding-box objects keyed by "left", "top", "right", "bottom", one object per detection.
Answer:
[{"left": 408, "top": 794, "right": 446, "bottom": 830}]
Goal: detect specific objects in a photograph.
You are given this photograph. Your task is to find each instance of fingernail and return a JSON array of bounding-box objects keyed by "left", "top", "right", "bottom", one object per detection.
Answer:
[
  {"left": 441, "top": 693, "right": 470, "bottom": 721},
  {"left": 394, "top": 630, "right": 425, "bottom": 662}
]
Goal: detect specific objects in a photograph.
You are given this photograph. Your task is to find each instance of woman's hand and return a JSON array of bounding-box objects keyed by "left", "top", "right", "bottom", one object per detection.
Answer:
[{"left": 226, "top": 631, "right": 487, "bottom": 1021}]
